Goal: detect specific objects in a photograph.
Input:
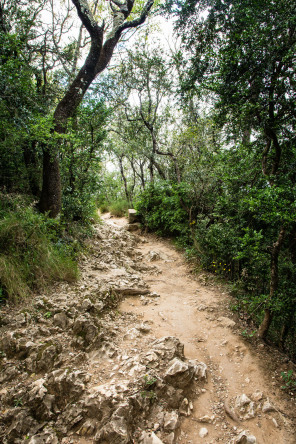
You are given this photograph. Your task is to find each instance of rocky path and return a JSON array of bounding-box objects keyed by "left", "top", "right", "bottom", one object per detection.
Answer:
[
  {"left": 0, "top": 215, "right": 295, "bottom": 444},
  {"left": 118, "top": 217, "right": 296, "bottom": 443}
]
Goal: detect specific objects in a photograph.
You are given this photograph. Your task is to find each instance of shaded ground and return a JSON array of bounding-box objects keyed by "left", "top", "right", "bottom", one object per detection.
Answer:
[
  {"left": 0, "top": 214, "right": 295, "bottom": 444},
  {"left": 117, "top": 215, "right": 296, "bottom": 443}
]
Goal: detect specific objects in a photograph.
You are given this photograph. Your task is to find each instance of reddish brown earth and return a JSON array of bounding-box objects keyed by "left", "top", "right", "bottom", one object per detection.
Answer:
[
  {"left": 111, "top": 215, "right": 296, "bottom": 443},
  {"left": 0, "top": 213, "right": 295, "bottom": 444}
]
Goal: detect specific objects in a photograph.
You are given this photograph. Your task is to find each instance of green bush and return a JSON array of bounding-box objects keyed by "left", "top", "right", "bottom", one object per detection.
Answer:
[
  {"left": 0, "top": 194, "right": 78, "bottom": 302},
  {"left": 108, "top": 199, "right": 130, "bottom": 217},
  {"left": 99, "top": 202, "right": 110, "bottom": 214},
  {"left": 136, "top": 181, "right": 191, "bottom": 242},
  {"left": 62, "top": 188, "right": 100, "bottom": 226}
]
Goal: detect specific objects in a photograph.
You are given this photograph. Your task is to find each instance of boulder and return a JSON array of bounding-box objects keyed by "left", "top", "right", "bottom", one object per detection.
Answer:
[
  {"left": 151, "top": 337, "right": 185, "bottom": 361},
  {"left": 179, "top": 398, "right": 191, "bottom": 417},
  {"left": 166, "top": 432, "right": 175, "bottom": 444},
  {"left": 56, "top": 403, "right": 85, "bottom": 434},
  {"left": 126, "top": 223, "right": 141, "bottom": 232},
  {"left": 27, "top": 378, "right": 55, "bottom": 420},
  {"left": 128, "top": 209, "right": 139, "bottom": 224},
  {"left": 0, "top": 332, "right": 19, "bottom": 358},
  {"left": 81, "top": 298, "right": 95, "bottom": 312},
  {"left": 4, "top": 408, "right": 37, "bottom": 443},
  {"left": 25, "top": 341, "right": 61, "bottom": 373},
  {"left": 217, "top": 316, "right": 236, "bottom": 327},
  {"left": 72, "top": 315, "right": 99, "bottom": 347},
  {"left": 0, "top": 363, "right": 20, "bottom": 383},
  {"left": 197, "top": 415, "right": 215, "bottom": 423},
  {"left": 164, "top": 358, "right": 196, "bottom": 389},
  {"left": 251, "top": 391, "right": 263, "bottom": 402},
  {"left": 235, "top": 394, "right": 251, "bottom": 409},
  {"left": 193, "top": 361, "right": 207, "bottom": 381},
  {"left": 53, "top": 312, "right": 69, "bottom": 329},
  {"left": 95, "top": 416, "right": 130, "bottom": 443},
  {"left": 78, "top": 418, "right": 99, "bottom": 436},
  {"left": 147, "top": 251, "right": 161, "bottom": 262},
  {"left": 45, "top": 368, "right": 87, "bottom": 408},
  {"left": 164, "top": 411, "right": 179, "bottom": 431}
]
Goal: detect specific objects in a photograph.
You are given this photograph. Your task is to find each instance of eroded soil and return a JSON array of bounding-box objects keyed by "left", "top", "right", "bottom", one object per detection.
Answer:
[{"left": 0, "top": 214, "right": 295, "bottom": 444}]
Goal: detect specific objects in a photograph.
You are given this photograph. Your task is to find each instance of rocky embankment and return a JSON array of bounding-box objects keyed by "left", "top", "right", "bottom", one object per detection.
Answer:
[
  {"left": 0, "top": 221, "right": 208, "bottom": 444},
  {"left": 0, "top": 219, "right": 294, "bottom": 444}
]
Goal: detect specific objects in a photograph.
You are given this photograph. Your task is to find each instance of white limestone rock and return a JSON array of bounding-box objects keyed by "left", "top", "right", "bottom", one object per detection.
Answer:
[
  {"left": 164, "top": 411, "right": 179, "bottom": 431},
  {"left": 199, "top": 427, "right": 208, "bottom": 438},
  {"left": 140, "top": 431, "right": 165, "bottom": 444},
  {"left": 234, "top": 430, "right": 257, "bottom": 443}
]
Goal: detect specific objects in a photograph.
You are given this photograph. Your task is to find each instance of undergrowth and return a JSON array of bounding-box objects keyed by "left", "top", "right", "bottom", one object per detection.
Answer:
[
  {"left": 0, "top": 193, "right": 79, "bottom": 302},
  {"left": 100, "top": 199, "right": 130, "bottom": 217},
  {"left": 135, "top": 182, "right": 296, "bottom": 361}
]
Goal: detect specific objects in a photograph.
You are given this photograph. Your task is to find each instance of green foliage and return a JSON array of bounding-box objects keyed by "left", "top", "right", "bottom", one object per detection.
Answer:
[
  {"left": 136, "top": 181, "right": 190, "bottom": 240},
  {"left": 60, "top": 99, "right": 108, "bottom": 224},
  {"left": 13, "top": 398, "right": 23, "bottom": 408},
  {"left": 140, "top": 390, "right": 157, "bottom": 401},
  {"left": 97, "top": 170, "right": 128, "bottom": 207},
  {"left": 143, "top": 374, "right": 157, "bottom": 387},
  {"left": 0, "top": 1, "right": 55, "bottom": 195},
  {"left": 141, "top": 373, "right": 157, "bottom": 401},
  {"left": 62, "top": 190, "right": 99, "bottom": 225},
  {"left": 108, "top": 200, "right": 130, "bottom": 217},
  {"left": 99, "top": 202, "right": 110, "bottom": 214},
  {"left": 241, "top": 329, "right": 256, "bottom": 339},
  {"left": 0, "top": 193, "right": 78, "bottom": 302},
  {"left": 281, "top": 370, "right": 296, "bottom": 391}
]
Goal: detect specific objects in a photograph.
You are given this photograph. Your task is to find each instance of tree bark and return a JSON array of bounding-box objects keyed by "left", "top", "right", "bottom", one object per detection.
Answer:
[
  {"left": 39, "top": 149, "right": 62, "bottom": 216},
  {"left": 23, "top": 140, "right": 41, "bottom": 197},
  {"left": 258, "top": 226, "right": 286, "bottom": 339},
  {"left": 139, "top": 160, "right": 146, "bottom": 189},
  {"left": 279, "top": 317, "right": 293, "bottom": 351},
  {"left": 118, "top": 155, "right": 130, "bottom": 203},
  {"left": 39, "top": 0, "right": 154, "bottom": 217}
]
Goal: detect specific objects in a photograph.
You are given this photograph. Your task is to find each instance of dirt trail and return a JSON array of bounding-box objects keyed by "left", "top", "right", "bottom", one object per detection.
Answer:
[
  {"left": 1, "top": 214, "right": 295, "bottom": 444},
  {"left": 109, "top": 215, "right": 296, "bottom": 443}
]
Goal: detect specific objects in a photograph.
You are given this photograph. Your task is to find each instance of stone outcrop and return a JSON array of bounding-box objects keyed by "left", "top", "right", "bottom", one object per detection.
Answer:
[{"left": 0, "top": 222, "right": 207, "bottom": 444}]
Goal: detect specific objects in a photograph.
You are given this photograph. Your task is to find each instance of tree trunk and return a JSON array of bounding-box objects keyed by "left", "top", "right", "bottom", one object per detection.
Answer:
[
  {"left": 139, "top": 161, "right": 146, "bottom": 189},
  {"left": 118, "top": 156, "right": 130, "bottom": 203},
  {"left": 258, "top": 308, "right": 273, "bottom": 341},
  {"left": 148, "top": 157, "right": 154, "bottom": 182},
  {"left": 23, "top": 140, "right": 41, "bottom": 197},
  {"left": 258, "top": 226, "right": 286, "bottom": 339},
  {"left": 39, "top": 0, "right": 154, "bottom": 217},
  {"left": 279, "top": 317, "right": 292, "bottom": 351},
  {"left": 39, "top": 149, "right": 62, "bottom": 217}
]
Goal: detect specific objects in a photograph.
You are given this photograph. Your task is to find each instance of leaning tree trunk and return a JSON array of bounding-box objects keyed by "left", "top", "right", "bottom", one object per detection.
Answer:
[
  {"left": 258, "top": 226, "right": 286, "bottom": 339},
  {"left": 39, "top": 0, "right": 154, "bottom": 217}
]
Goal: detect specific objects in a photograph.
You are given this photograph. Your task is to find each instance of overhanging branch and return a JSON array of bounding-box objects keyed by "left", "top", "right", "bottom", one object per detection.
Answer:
[
  {"left": 71, "top": 0, "right": 101, "bottom": 37},
  {"left": 117, "top": 0, "right": 154, "bottom": 34}
]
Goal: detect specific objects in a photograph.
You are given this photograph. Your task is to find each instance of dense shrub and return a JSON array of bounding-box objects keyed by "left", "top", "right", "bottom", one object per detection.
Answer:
[
  {"left": 108, "top": 199, "right": 130, "bottom": 217},
  {"left": 135, "top": 181, "right": 191, "bottom": 242},
  {"left": 135, "top": 173, "right": 296, "bottom": 359},
  {"left": 0, "top": 194, "right": 78, "bottom": 302}
]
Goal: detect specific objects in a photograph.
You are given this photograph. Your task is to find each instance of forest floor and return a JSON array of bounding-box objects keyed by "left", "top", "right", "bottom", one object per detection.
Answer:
[
  {"left": 115, "top": 215, "right": 296, "bottom": 444},
  {"left": 0, "top": 214, "right": 295, "bottom": 444}
]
